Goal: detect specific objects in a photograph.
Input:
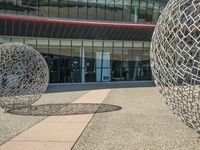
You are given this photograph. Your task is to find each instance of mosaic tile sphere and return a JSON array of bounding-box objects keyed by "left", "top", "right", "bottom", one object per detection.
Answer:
[
  {"left": 0, "top": 43, "right": 49, "bottom": 109},
  {"left": 151, "top": 0, "right": 200, "bottom": 133}
]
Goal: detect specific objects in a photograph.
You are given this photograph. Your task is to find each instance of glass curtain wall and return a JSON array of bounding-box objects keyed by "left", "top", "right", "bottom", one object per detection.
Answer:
[
  {"left": 0, "top": 0, "right": 166, "bottom": 24},
  {"left": 0, "top": 36, "right": 152, "bottom": 83}
]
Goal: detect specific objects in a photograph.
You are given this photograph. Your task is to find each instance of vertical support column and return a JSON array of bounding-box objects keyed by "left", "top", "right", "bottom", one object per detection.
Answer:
[
  {"left": 133, "top": 56, "right": 139, "bottom": 80},
  {"left": 80, "top": 47, "right": 85, "bottom": 83},
  {"left": 134, "top": 7, "right": 138, "bottom": 23},
  {"left": 131, "top": 6, "right": 138, "bottom": 23}
]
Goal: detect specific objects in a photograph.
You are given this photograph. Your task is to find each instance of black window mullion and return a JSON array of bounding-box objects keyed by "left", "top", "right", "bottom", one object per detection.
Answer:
[
  {"left": 100, "top": 41, "right": 104, "bottom": 82},
  {"left": 27, "top": 0, "right": 30, "bottom": 15},
  {"left": 80, "top": 40, "right": 83, "bottom": 82},
  {"left": 104, "top": 0, "right": 106, "bottom": 20},
  {"left": 70, "top": 40, "right": 72, "bottom": 82},
  {"left": 140, "top": 42, "right": 145, "bottom": 80},
  {"left": 67, "top": 0, "right": 69, "bottom": 18},
  {"left": 37, "top": 0, "right": 39, "bottom": 16},
  {"left": 120, "top": 42, "right": 124, "bottom": 80},
  {"left": 2, "top": 0, "right": 5, "bottom": 13},
  {"left": 95, "top": 0, "right": 97, "bottom": 20},
  {"left": 16, "top": 0, "right": 18, "bottom": 14},
  {"left": 152, "top": 1, "right": 155, "bottom": 24},
  {"left": 77, "top": 0, "right": 79, "bottom": 19},
  {"left": 58, "top": 0, "right": 60, "bottom": 17},
  {"left": 86, "top": 0, "right": 89, "bottom": 19},
  {"left": 113, "top": 0, "right": 116, "bottom": 21},
  {"left": 92, "top": 40, "right": 94, "bottom": 72},
  {"left": 132, "top": 41, "right": 134, "bottom": 81},
  {"left": 36, "top": 38, "right": 38, "bottom": 49},
  {"left": 145, "top": 1, "right": 148, "bottom": 23},
  {"left": 111, "top": 41, "right": 114, "bottom": 81},
  {"left": 105, "top": 0, "right": 107, "bottom": 20},
  {"left": 57, "top": 0, "right": 59, "bottom": 17},
  {"left": 48, "top": 0, "right": 50, "bottom": 17},
  {"left": 138, "top": 0, "right": 141, "bottom": 22},
  {"left": 122, "top": 0, "right": 124, "bottom": 21},
  {"left": 130, "top": 0, "right": 133, "bottom": 22}
]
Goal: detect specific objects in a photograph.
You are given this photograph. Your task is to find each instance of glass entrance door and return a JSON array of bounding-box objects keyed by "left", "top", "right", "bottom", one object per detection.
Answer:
[{"left": 96, "top": 52, "right": 111, "bottom": 82}]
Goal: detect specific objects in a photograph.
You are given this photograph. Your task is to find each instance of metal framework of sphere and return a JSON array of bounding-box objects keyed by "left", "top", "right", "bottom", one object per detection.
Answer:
[
  {"left": 0, "top": 43, "right": 49, "bottom": 109},
  {"left": 151, "top": 0, "right": 200, "bottom": 132}
]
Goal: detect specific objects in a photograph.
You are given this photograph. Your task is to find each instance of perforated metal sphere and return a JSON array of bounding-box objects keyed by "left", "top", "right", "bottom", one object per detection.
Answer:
[
  {"left": 151, "top": 0, "right": 200, "bottom": 133},
  {"left": 0, "top": 43, "right": 49, "bottom": 109}
]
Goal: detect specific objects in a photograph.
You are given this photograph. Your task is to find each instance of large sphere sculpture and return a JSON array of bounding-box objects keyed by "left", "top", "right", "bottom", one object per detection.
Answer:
[
  {"left": 151, "top": 0, "right": 200, "bottom": 133},
  {"left": 0, "top": 43, "right": 49, "bottom": 109}
]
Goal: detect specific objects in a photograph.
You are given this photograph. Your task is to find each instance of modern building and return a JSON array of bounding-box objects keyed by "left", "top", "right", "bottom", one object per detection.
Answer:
[{"left": 0, "top": 0, "right": 168, "bottom": 83}]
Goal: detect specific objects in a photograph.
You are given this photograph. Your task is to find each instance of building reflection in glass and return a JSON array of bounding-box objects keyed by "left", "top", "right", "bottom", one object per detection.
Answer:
[{"left": 0, "top": 37, "right": 152, "bottom": 83}]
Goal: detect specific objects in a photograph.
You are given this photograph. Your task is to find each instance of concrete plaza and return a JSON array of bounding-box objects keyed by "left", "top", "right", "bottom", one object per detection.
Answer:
[{"left": 0, "top": 82, "right": 199, "bottom": 150}]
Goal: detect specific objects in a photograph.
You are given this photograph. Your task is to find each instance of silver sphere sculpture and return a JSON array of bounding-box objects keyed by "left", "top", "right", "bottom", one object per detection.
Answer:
[
  {"left": 151, "top": 0, "right": 200, "bottom": 133},
  {"left": 0, "top": 43, "right": 49, "bottom": 109}
]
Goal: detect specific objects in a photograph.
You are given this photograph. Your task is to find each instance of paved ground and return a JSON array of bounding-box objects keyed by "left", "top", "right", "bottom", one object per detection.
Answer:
[
  {"left": 0, "top": 82, "right": 200, "bottom": 150},
  {"left": 0, "top": 89, "right": 88, "bottom": 146}
]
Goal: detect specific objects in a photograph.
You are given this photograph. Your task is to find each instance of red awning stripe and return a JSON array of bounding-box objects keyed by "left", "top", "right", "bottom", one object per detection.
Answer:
[{"left": 0, "top": 15, "right": 155, "bottom": 29}]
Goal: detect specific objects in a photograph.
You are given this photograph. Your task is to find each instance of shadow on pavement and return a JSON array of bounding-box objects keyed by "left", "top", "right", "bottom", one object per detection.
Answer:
[{"left": 7, "top": 103, "right": 122, "bottom": 116}]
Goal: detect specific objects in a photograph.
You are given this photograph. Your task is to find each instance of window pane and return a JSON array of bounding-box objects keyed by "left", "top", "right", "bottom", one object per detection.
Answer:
[
  {"left": 49, "top": 39, "right": 60, "bottom": 47},
  {"left": 132, "top": 0, "right": 139, "bottom": 7},
  {"left": 138, "top": 7, "right": 146, "bottom": 22},
  {"left": 71, "top": 47, "right": 81, "bottom": 82},
  {"left": 142, "top": 50, "right": 149, "bottom": 61},
  {"left": 68, "top": 0, "right": 78, "bottom": 19},
  {"left": 11, "top": 37, "right": 24, "bottom": 43},
  {"left": 60, "top": 47, "right": 71, "bottom": 57},
  {"left": 105, "top": 2, "right": 114, "bottom": 21},
  {"left": 17, "top": 0, "right": 28, "bottom": 15},
  {"left": 124, "top": 41, "right": 132, "bottom": 47},
  {"left": 49, "top": 47, "right": 60, "bottom": 55},
  {"left": 87, "top": 0, "right": 96, "bottom": 20},
  {"left": 115, "top": 0, "right": 123, "bottom": 5},
  {"left": 78, "top": 0, "right": 87, "bottom": 19},
  {"left": 132, "top": 50, "right": 142, "bottom": 62},
  {"left": 114, "top": 5, "right": 123, "bottom": 21},
  {"left": 93, "top": 40, "right": 103, "bottom": 47},
  {"left": 49, "top": 0, "right": 58, "bottom": 17},
  {"left": 59, "top": 0, "right": 69, "bottom": 18},
  {"left": 5, "top": 0, "right": 16, "bottom": 14},
  {"left": 0, "top": 37, "right": 10, "bottom": 44},
  {"left": 39, "top": 0, "right": 48, "bottom": 17},
  {"left": 124, "top": 0, "right": 131, "bottom": 5},
  {"left": 96, "top": 0, "right": 105, "bottom": 20},
  {"left": 146, "top": 8, "right": 153, "bottom": 22},
  {"left": 72, "top": 40, "right": 82, "bottom": 47},
  {"left": 85, "top": 47, "right": 96, "bottom": 82},
  {"left": 28, "top": 0, "right": 38, "bottom": 16},
  {"left": 37, "top": 38, "right": 48, "bottom": 48},
  {"left": 123, "top": 5, "right": 131, "bottom": 22},
  {"left": 0, "top": 0, "right": 5, "bottom": 13},
  {"left": 112, "top": 48, "right": 122, "bottom": 81},
  {"left": 61, "top": 39, "right": 71, "bottom": 47},
  {"left": 104, "top": 41, "right": 113, "bottom": 47},
  {"left": 25, "top": 38, "right": 37, "bottom": 47},
  {"left": 122, "top": 48, "right": 132, "bottom": 81}
]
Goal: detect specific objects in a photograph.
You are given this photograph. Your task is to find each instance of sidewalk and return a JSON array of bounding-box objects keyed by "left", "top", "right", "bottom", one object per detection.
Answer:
[{"left": 0, "top": 84, "right": 199, "bottom": 150}]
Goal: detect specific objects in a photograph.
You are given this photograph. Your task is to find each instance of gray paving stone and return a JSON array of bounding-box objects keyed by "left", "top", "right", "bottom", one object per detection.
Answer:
[
  {"left": 73, "top": 87, "right": 200, "bottom": 150},
  {"left": 0, "top": 87, "right": 88, "bottom": 146}
]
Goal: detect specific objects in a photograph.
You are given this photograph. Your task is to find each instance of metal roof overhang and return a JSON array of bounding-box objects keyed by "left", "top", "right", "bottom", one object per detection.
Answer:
[{"left": 0, "top": 14, "right": 155, "bottom": 41}]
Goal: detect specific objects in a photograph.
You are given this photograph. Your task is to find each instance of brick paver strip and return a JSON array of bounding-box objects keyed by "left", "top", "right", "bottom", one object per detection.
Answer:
[{"left": 0, "top": 89, "right": 110, "bottom": 150}]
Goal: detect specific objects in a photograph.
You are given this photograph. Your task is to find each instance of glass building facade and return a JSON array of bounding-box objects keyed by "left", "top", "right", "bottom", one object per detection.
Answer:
[
  {"left": 0, "top": 0, "right": 168, "bottom": 83},
  {"left": 0, "top": 0, "right": 166, "bottom": 24}
]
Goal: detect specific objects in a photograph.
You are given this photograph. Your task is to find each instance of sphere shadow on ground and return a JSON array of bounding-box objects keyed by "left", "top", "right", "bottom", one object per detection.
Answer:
[{"left": 7, "top": 103, "right": 122, "bottom": 116}]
